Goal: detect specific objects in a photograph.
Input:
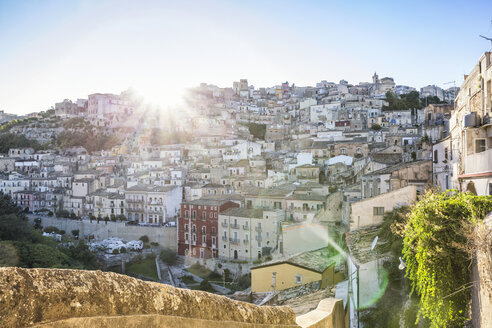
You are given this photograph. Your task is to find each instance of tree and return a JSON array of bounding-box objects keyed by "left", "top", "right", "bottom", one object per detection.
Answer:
[
  {"left": 370, "top": 123, "right": 382, "bottom": 131},
  {"left": 401, "top": 191, "right": 492, "bottom": 327},
  {"left": 33, "top": 217, "right": 42, "bottom": 230},
  {"left": 71, "top": 230, "right": 79, "bottom": 239},
  {"left": 16, "top": 242, "right": 71, "bottom": 268},
  {"left": 159, "top": 248, "right": 177, "bottom": 265},
  {"left": 0, "top": 241, "right": 19, "bottom": 267},
  {"left": 139, "top": 235, "right": 149, "bottom": 243}
]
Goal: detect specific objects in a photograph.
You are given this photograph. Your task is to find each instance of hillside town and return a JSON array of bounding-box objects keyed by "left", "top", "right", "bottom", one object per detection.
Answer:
[{"left": 1, "top": 50, "right": 491, "bottom": 326}]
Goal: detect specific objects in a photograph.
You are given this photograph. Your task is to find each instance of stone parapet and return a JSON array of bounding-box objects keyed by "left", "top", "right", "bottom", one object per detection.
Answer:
[{"left": 0, "top": 267, "right": 345, "bottom": 328}]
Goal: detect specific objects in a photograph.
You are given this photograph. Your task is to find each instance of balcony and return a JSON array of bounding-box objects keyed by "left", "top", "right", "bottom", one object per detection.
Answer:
[
  {"left": 255, "top": 235, "right": 262, "bottom": 241},
  {"left": 185, "top": 240, "right": 189, "bottom": 244},
  {"left": 148, "top": 201, "right": 163, "bottom": 205},
  {"left": 229, "top": 238, "right": 240, "bottom": 245},
  {"left": 128, "top": 208, "right": 145, "bottom": 213},
  {"left": 222, "top": 236, "right": 227, "bottom": 242},
  {"left": 255, "top": 226, "right": 262, "bottom": 232},
  {"left": 231, "top": 223, "right": 240, "bottom": 229},
  {"left": 242, "top": 225, "right": 249, "bottom": 230},
  {"left": 191, "top": 240, "right": 196, "bottom": 246},
  {"left": 464, "top": 149, "right": 492, "bottom": 175},
  {"left": 126, "top": 199, "right": 144, "bottom": 204},
  {"left": 243, "top": 239, "right": 249, "bottom": 245},
  {"left": 202, "top": 242, "right": 207, "bottom": 247},
  {"left": 221, "top": 222, "right": 228, "bottom": 228}
]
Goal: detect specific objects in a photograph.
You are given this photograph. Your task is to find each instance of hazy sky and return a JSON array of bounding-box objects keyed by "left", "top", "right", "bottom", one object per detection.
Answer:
[{"left": 1, "top": 0, "right": 492, "bottom": 114}]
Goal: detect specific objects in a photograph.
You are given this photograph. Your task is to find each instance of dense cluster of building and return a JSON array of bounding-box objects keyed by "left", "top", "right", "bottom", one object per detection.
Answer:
[{"left": 1, "top": 55, "right": 491, "bottom": 294}]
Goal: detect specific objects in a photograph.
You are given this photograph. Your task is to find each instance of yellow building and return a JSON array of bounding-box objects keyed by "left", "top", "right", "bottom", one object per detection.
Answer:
[{"left": 251, "top": 247, "right": 343, "bottom": 293}]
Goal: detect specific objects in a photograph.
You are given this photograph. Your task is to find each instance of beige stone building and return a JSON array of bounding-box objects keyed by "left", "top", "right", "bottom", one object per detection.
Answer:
[
  {"left": 351, "top": 185, "right": 417, "bottom": 230},
  {"left": 218, "top": 208, "right": 282, "bottom": 261}
]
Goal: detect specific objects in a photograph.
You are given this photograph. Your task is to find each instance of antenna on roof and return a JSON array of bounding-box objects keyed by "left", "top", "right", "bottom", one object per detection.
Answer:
[
  {"left": 479, "top": 34, "right": 492, "bottom": 48},
  {"left": 370, "top": 236, "right": 378, "bottom": 251}
]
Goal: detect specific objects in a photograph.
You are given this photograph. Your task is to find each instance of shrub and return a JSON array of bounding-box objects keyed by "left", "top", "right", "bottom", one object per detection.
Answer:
[
  {"left": 43, "top": 226, "right": 61, "bottom": 234},
  {"left": 402, "top": 191, "right": 492, "bottom": 327},
  {"left": 159, "top": 248, "right": 177, "bottom": 265},
  {"left": 47, "top": 211, "right": 53, "bottom": 217},
  {"left": 112, "top": 249, "right": 119, "bottom": 254},
  {"left": 120, "top": 247, "right": 127, "bottom": 253},
  {"left": 199, "top": 279, "right": 214, "bottom": 292},
  {"left": 139, "top": 235, "right": 149, "bottom": 243}
]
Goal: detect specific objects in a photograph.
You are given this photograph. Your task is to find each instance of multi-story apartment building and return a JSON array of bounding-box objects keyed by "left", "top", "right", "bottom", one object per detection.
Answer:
[
  {"left": 86, "top": 191, "right": 126, "bottom": 218},
  {"left": 125, "top": 184, "right": 182, "bottom": 224},
  {"left": 12, "top": 190, "right": 41, "bottom": 212},
  {"left": 178, "top": 199, "right": 239, "bottom": 259},
  {"left": 449, "top": 50, "right": 492, "bottom": 196},
  {"left": 218, "top": 208, "right": 282, "bottom": 261},
  {"left": 87, "top": 93, "right": 134, "bottom": 127}
]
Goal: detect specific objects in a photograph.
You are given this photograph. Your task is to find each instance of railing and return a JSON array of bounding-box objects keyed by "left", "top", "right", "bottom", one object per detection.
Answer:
[
  {"left": 126, "top": 199, "right": 144, "bottom": 203},
  {"left": 127, "top": 208, "right": 145, "bottom": 213},
  {"left": 255, "top": 226, "right": 262, "bottom": 232},
  {"left": 222, "top": 236, "right": 227, "bottom": 242},
  {"left": 231, "top": 224, "right": 240, "bottom": 229},
  {"left": 255, "top": 235, "right": 262, "bottom": 241},
  {"left": 221, "top": 222, "right": 228, "bottom": 227},
  {"left": 191, "top": 240, "right": 196, "bottom": 246},
  {"left": 243, "top": 239, "right": 249, "bottom": 245},
  {"left": 229, "top": 238, "right": 240, "bottom": 245},
  {"left": 242, "top": 225, "right": 249, "bottom": 230}
]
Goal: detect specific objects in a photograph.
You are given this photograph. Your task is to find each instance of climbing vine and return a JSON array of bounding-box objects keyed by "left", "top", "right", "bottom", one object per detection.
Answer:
[{"left": 402, "top": 191, "right": 492, "bottom": 327}]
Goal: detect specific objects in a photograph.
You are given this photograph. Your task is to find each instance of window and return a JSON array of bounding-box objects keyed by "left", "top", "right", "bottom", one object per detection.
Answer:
[
  {"left": 201, "top": 226, "right": 206, "bottom": 234},
  {"left": 341, "top": 148, "right": 347, "bottom": 155},
  {"left": 295, "top": 274, "right": 303, "bottom": 284},
  {"left": 185, "top": 210, "right": 189, "bottom": 218},
  {"left": 444, "top": 147, "right": 448, "bottom": 160},
  {"left": 433, "top": 150, "right": 438, "bottom": 164},
  {"left": 202, "top": 212, "right": 206, "bottom": 220},
  {"left": 192, "top": 210, "right": 196, "bottom": 219},
  {"left": 373, "top": 207, "right": 384, "bottom": 216},
  {"left": 475, "top": 139, "right": 486, "bottom": 153},
  {"left": 202, "top": 235, "right": 206, "bottom": 244}
]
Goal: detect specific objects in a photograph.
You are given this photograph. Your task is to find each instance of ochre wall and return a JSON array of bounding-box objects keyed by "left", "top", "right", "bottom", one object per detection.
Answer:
[{"left": 252, "top": 263, "right": 324, "bottom": 293}]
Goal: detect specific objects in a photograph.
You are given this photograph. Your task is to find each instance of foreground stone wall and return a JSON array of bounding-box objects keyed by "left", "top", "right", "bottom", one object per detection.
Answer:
[
  {"left": 0, "top": 267, "right": 346, "bottom": 328},
  {"left": 0, "top": 267, "right": 296, "bottom": 327},
  {"left": 471, "top": 213, "right": 492, "bottom": 328}
]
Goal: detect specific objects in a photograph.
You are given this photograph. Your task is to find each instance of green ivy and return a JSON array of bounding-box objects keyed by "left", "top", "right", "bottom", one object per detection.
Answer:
[{"left": 402, "top": 191, "right": 492, "bottom": 327}]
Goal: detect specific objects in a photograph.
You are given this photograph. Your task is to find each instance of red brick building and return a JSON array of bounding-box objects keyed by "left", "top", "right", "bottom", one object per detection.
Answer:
[{"left": 178, "top": 199, "right": 239, "bottom": 259}]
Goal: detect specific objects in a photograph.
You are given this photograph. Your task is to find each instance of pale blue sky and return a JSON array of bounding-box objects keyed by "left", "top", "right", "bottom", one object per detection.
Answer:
[{"left": 1, "top": 0, "right": 492, "bottom": 114}]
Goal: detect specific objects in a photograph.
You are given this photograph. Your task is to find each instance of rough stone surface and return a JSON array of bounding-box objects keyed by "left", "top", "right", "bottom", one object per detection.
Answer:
[{"left": 0, "top": 267, "right": 297, "bottom": 328}]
